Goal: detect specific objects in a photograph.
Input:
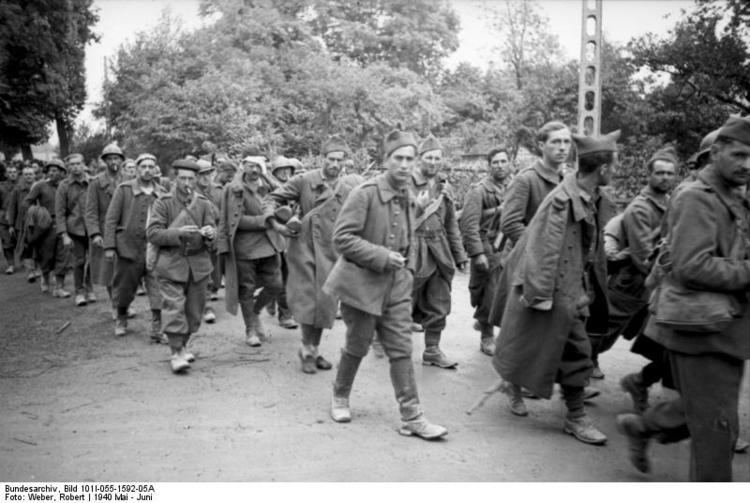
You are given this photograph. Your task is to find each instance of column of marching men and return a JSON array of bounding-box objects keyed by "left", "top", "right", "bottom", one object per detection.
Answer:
[{"left": 1, "top": 116, "right": 749, "bottom": 480}]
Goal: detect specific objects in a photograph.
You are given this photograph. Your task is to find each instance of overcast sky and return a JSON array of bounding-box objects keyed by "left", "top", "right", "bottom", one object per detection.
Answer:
[{"left": 80, "top": 0, "right": 694, "bottom": 125}]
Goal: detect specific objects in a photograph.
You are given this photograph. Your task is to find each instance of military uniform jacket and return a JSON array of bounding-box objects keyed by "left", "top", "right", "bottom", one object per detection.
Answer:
[
  {"left": 648, "top": 165, "right": 750, "bottom": 361},
  {"left": 500, "top": 159, "right": 562, "bottom": 246},
  {"left": 492, "top": 173, "right": 610, "bottom": 398},
  {"left": 85, "top": 171, "right": 122, "bottom": 239},
  {"left": 24, "top": 180, "right": 58, "bottom": 217},
  {"left": 0, "top": 180, "right": 15, "bottom": 226},
  {"left": 104, "top": 180, "right": 165, "bottom": 262},
  {"left": 323, "top": 174, "right": 417, "bottom": 316},
  {"left": 217, "top": 177, "right": 284, "bottom": 316},
  {"left": 55, "top": 176, "right": 89, "bottom": 237},
  {"left": 6, "top": 180, "right": 32, "bottom": 231},
  {"left": 146, "top": 190, "right": 215, "bottom": 283},
  {"left": 409, "top": 170, "right": 467, "bottom": 279},
  {"left": 459, "top": 178, "right": 506, "bottom": 269}
]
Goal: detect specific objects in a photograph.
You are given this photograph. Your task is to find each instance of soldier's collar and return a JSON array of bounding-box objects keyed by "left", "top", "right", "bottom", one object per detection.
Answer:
[{"left": 533, "top": 159, "right": 562, "bottom": 185}]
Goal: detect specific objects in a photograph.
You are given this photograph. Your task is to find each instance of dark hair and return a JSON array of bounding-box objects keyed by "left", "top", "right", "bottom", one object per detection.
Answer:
[
  {"left": 578, "top": 152, "right": 614, "bottom": 174},
  {"left": 486, "top": 147, "right": 509, "bottom": 164},
  {"left": 536, "top": 121, "right": 569, "bottom": 143}
]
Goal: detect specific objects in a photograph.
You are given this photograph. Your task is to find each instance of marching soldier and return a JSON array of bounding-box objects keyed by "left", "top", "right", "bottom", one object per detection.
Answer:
[
  {"left": 0, "top": 163, "right": 18, "bottom": 273},
  {"left": 195, "top": 160, "right": 223, "bottom": 322},
  {"left": 55, "top": 153, "right": 93, "bottom": 306},
  {"left": 6, "top": 165, "right": 37, "bottom": 280},
  {"left": 104, "top": 153, "right": 166, "bottom": 340},
  {"left": 324, "top": 130, "right": 448, "bottom": 440},
  {"left": 409, "top": 135, "right": 467, "bottom": 368},
  {"left": 264, "top": 138, "right": 363, "bottom": 374},
  {"left": 147, "top": 159, "right": 216, "bottom": 373}
]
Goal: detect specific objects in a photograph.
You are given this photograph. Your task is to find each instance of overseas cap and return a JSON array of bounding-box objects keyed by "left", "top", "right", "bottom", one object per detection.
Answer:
[
  {"left": 717, "top": 116, "right": 750, "bottom": 147},
  {"left": 217, "top": 160, "right": 238, "bottom": 173},
  {"left": 322, "top": 135, "right": 350, "bottom": 156},
  {"left": 383, "top": 130, "right": 418, "bottom": 160},
  {"left": 418, "top": 134, "right": 443, "bottom": 156},
  {"left": 172, "top": 159, "right": 200, "bottom": 173},
  {"left": 572, "top": 130, "right": 621, "bottom": 158},
  {"left": 647, "top": 145, "right": 679, "bottom": 169}
]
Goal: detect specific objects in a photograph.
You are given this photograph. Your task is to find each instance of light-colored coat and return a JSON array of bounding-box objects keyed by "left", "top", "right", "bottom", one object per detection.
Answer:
[{"left": 323, "top": 174, "right": 417, "bottom": 316}]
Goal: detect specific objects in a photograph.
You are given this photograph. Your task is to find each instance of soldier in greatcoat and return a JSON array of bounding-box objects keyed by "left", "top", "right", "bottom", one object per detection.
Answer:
[
  {"left": 323, "top": 130, "right": 447, "bottom": 440},
  {"left": 24, "top": 159, "right": 71, "bottom": 296},
  {"left": 458, "top": 147, "right": 513, "bottom": 355},
  {"left": 55, "top": 153, "right": 93, "bottom": 306},
  {"left": 616, "top": 116, "right": 750, "bottom": 480},
  {"left": 0, "top": 163, "right": 18, "bottom": 273},
  {"left": 195, "top": 160, "right": 223, "bottom": 323},
  {"left": 492, "top": 131, "right": 620, "bottom": 446},
  {"left": 6, "top": 165, "right": 36, "bottom": 280},
  {"left": 263, "top": 138, "right": 363, "bottom": 374},
  {"left": 147, "top": 159, "right": 216, "bottom": 373},
  {"left": 104, "top": 153, "right": 166, "bottom": 340},
  {"left": 217, "top": 154, "right": 285, "bottom": 347},
  {"left": 409, "top": 135, "right": 467, "bottom": 368},
  {"left": 86, "top": 143, "right": 125, "bottom": 313}
]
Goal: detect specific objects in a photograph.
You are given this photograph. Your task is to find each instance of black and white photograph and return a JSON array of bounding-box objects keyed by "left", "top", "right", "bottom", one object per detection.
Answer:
[{"left": 1, "top": 0, "right": 749, "bottom": 493}]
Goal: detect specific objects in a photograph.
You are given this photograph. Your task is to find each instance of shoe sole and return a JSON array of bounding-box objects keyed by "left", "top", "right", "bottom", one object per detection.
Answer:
[
  {"left": 422, "top": 360, "right": 458, "bottom": 369},
  {"left": 509, "top": 405, "right": 529, "bottom": 417},
  {"left": 171, "top": 364, "right": 190, "bottom": 374},
  {"left": 563, "top": 427, "right": 607, "bottom": 445},
  {"left": 330, "top": 413, "right": 351, "bottom": 423},
  {"left": 398, "top": 428, "right": 448, "bottom": 440}
]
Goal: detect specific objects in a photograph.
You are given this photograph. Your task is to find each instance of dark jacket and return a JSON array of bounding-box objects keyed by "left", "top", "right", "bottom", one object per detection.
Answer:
[
  {"left": 55, "top": 176, "right": 89, "bottom": 237},
  {"left": 104, "top": 180, "right": 165, "bottom": 262},
  {"left": 24, "top": 180, "right": 58, "bottom": 217},
  {"left": 459, "top": 178, "right": 506, "bottom": 268},
  {"left": 85, "top": 171, "right": 122, "bottom": 239},
  {"left": 7, "top": 179, "right": 32, "bottom": 231},
  {"left": 647, "top": 165, "right": 750, "bottom": 361}
]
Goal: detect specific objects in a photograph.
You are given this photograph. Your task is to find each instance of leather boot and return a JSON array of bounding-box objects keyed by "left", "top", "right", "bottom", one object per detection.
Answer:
[
  {"left": 299, "top": 344, "right": 317, "bottom": 374},
  {"left": 391, "top": 357, "right": 447, "bottom": 440},
  {"left": 331, "top": 350, "right": 362, "bottom": 423},
  {"left": 242, "top": 298, "right": 263, "bottom": 346}
]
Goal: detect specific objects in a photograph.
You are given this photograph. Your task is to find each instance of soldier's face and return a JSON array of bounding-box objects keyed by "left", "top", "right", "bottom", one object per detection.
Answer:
[
  {"left": 385, "top": 146, "right": 416, "bottom": 187},
  {"left": 137, "top": 161, "right": 155, "bottom": 183},
  {"left": 103, "top": 154, "right": 122, "bottom": 172},
  {"left": 273, "top": 167, "right": 292, "bottom": 183},
  {"left": 22, "top": 168, "right": 34, "bottom": 184},
  {"left": 67, "top": 156, "right": 85, "bottom": 178},
  {"left": 489, "top": 151, "right": 510, "bottom": 181},
  {"left": 649, "top": 160, "right": 676, "bottom": 194},
  {"left": 712, "top": 139, "right": 750, "bottom": 187},
  {"left": 598, "top": 152, "right": 619, "bottom": 186},
  {"left": 242, "top": 161, "right": 261, "bottom": 182},
  {"left": 197, "top": 172, "right": 213, "bottom": 189},
  {"left": 48, "top": 167, "right": 63, "bottom": 182},
  {"left": 175, "top": 169, "right": 196, "bottom": 194},
  {"left": 216, "top": 170, "right": 234, "bottom": 185},
  {"left": 419, "top": 149, "right": 442, "bottom": 178},
  {"left": 6, "top": 166, "right": 17, "bottom": 182},
  {"left": 323, "top": 152, "right": 345, "bottom": 179},
  {"left": 539, "top": 128, "right": 572, "bottom": 167}
]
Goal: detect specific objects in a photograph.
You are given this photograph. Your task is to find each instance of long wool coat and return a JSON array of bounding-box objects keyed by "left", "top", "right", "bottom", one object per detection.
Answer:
[
  {"left": 491, "top": 173, "right": 610, "bottom": 398},
  {"left": 85, "top": 171, "right": 123, "bottom": 285}
]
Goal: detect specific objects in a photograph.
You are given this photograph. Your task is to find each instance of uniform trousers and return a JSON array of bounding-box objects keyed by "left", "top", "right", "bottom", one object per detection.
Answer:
[
  {"left": 237, "top": 254, "right": 282, "bottom": 328},
  {"left": 113, "top": 256, "right": 161, "bottom": 311},
  {"left": 1, "top": 224, "right": 16, "bottom": 263},
  {"left": 36, "top": 227, "right": 70, "bottom": 277},
  {"left": 641, "top": 350, "right": 743, "bottom": 481},
  {"left": 412, "top": 269, "right": 452, "bottom": 344},
  {"left": 468, "top": 260, "right": 500, "bottom": 325},
  {"left": 69, "top": 234, "right": 92, "bottom": 293},
  {"left": 159, "top": 271, "right": 208, "bottom": 343}
]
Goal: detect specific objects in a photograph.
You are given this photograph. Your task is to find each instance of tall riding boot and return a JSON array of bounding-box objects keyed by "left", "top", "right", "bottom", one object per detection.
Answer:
[
  {"left": 331, "top": 350, "right": 362, "bottom": 423},
  {"left": 478, "top": 322, "right": 496, "bottom": 356},
  {"left": 390, "top": 357, "right": 448, "bottom": 440}
]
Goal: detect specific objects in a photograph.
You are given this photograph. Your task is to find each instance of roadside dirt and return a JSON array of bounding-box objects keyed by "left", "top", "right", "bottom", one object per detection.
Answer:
[{"left": 1, "top": 271, "right": 748, "bottom": 482}]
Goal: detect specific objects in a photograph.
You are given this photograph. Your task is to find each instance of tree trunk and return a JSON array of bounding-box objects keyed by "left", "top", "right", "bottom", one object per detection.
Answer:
[
  {"left": 56, "top": 114, "right": 71, "bottom": 158},
  {"left": 21, "top": 144, "right": 33, "bottom": 160}
]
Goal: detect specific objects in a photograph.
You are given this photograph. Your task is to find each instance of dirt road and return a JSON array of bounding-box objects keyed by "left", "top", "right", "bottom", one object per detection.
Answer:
[{"left": 1, "top": 271, "right": 748, "bottom": 482}]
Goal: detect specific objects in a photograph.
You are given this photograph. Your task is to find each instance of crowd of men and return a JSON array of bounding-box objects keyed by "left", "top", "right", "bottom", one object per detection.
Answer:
[{"left": 1, "top": 115, "right": 749, "bottom": 481}]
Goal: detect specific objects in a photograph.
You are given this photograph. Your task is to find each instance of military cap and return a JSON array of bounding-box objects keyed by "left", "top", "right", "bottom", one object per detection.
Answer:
[
  {"left": 172, "top": 159, "right": 200, "bottom": 173},
  {"left": 572, "top": 130, "right": 621, "bottom": 158},
  {"left": 196, "top": 159, "right": 214, "bottom": 175},
  {"left": 64, "top": 153, "right": 84, "bottom": 164},
  {"left": 100, "top": 143, "right": 125, "bottom": 161},
  {"left": 45, "top": 158, "right": 67, "bottom": 172},
  {"left": 418, "top": 134, "right": 443, "bottom": 156},
  {"left": 646, "top": 145, "right": 678, "bottom": 169},
  {"left": 717, "top": 116, "right": 750, "bottom": 147},
  {"left": 135, "top": 153, "right": 156, "bottom": 165},
  {"left": 691, "top": 128, "right": 721, "bottom": 165},
  {"left": 322, "top": 135, "right": 350, "bottom": 156},
  {"left": 383, "top": 130, "right": 418, "bottom": 159}
]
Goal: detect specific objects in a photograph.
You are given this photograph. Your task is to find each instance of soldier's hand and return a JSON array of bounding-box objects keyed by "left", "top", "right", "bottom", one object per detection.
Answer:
[
  {"left": 416, "top": 190, "right": 430, "bottom": 209},
  {"left": 386, "top": 251, "right": 406, "bottom": 270},
  {"left": 456, "top": 261, "right": 468, "bottom": 273},
  {"left": 62, "top": 233, "right": 73, "bottom": 248},
  {"left": 472, "top": 254, "right": 489, "bottom": 272},
  {"left": 104, "top": 249, "right": 115, "bottom": 261},
  {"left": 178, "top": 225, "right": 200, "bottom": 237},
  {"left": 271, "top": 219, "right": 298, "bottom": 238},
  {"left": 200, "top": 225, "right": 215, "bottom": 240},
  {"left": 92, "top": 235, "right": 104, "bottom": 248}
]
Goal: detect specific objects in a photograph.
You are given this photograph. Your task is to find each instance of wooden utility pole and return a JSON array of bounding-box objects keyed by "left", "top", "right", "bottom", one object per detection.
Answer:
[{"left": 577, "top": 0, "right": 603, "bottom": 136}]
